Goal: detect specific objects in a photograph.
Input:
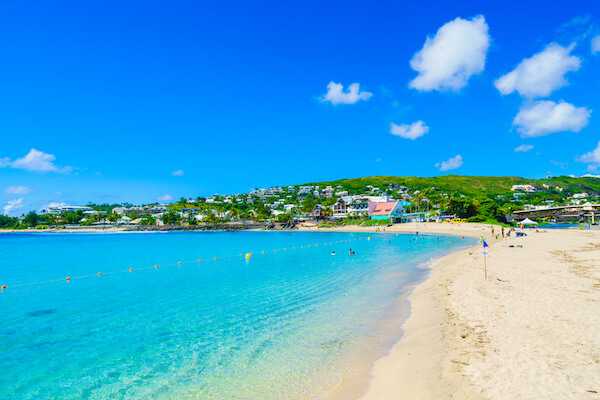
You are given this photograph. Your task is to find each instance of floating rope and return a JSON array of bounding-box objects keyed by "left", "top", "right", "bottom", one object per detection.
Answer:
[{"left": 0, "top": 234, "right": 405, "bottom": 291}]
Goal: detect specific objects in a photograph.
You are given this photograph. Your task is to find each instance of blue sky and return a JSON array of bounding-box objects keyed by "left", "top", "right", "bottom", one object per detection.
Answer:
[{"left": 1, "top": 0, "right": 600, "bottom": 214}]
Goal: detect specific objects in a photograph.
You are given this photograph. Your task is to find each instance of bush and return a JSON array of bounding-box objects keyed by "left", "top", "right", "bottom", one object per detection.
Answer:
[
  {"left": 35, "top": 225, "right": 49, "bottom": 230},
  {"left": 361, "top": 219, "right": 390, "bottom": 226},
  {"left": 467, "top": 215, "right": 487, "bottom": 223}
]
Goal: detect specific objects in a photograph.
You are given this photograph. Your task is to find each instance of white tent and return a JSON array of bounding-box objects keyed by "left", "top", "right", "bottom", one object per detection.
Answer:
[{"left": 520, "top": 218, "right": 538, "bottom": 225}]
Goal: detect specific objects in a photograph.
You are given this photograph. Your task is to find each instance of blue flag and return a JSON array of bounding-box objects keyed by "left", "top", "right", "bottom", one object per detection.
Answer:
[{"left": 483, "top": 241, "right": 489, "bottom": 248}]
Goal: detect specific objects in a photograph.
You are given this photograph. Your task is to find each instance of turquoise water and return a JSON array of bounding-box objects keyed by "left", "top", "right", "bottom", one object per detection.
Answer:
[{"left": 0, "top": 231, "right": 474, "bottom": 399}]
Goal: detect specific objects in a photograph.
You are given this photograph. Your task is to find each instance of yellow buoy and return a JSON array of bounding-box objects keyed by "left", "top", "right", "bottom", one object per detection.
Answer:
[{"left": 245, "top": 253, "right": 251, "bottom": 259}]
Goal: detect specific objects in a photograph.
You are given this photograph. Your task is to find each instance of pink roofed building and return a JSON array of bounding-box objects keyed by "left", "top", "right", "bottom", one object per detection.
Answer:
[{"left": 368, "top": 200, "right": 406, "bottom": 222}]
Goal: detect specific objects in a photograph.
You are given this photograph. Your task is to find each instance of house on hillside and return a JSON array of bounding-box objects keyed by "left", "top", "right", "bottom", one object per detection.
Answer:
[{"left": 312, "top": 204, "right": 326, "bottom": 219}]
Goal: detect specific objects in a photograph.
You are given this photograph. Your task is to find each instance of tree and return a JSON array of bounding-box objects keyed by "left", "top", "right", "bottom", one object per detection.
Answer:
[
  {"left": 141, "top": 216, "right": 156, "bottom": 226},
  {"left": 447, "top": 197, "right": 478, "bottom": 218},
  {"left": 478, "top": 198, "right": 502, "bottom": 220},
  {"left": 23, "top": 211, "right": 39, "bottom": 226},
  {"left": 162, "top": 210, "right": 181, "bottom": 225},
  {"left": 0, "top": 215, "right": 18, "bottom": 228}
]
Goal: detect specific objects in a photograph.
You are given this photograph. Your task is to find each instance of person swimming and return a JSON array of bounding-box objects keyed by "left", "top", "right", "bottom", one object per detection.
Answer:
[{"left": 331, "top": 251, "right": 336, "bottom": 255}]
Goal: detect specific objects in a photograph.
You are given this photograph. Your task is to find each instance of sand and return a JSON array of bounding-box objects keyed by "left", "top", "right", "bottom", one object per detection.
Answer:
[{"left": 301, "top": 223, "right": 600, "bottom": 399}]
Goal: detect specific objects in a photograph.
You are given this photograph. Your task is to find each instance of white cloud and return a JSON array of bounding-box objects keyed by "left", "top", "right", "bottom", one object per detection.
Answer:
[
  {"left": 514, "top": 144, "right": 534, "bottom": 152},
  {"left": 435, "top": 154, "right": 463, "bottom": 171},
  {"left": 592, "top": 35, "right": 600, "bottom": 54},
  {"left": 576, "top": 141, "right": 600, "bottom": 169},
  {"left": 550, "top": 160, "right": 568, "bottom": 169},
  {"left": 172, "top": 170, "right": 184, "bottom": 176},
  {"left": 409, "top": 15, "right": 490, "bottom": 91},
  {"left": 3, "top": 198, "right": 23, "bottom": 216},
  {"left": 156, "top": 194, "right": 174, "bottom": 202},
  {"left": 321, "top": 82, "right": 372, "bottom": 105},
  {"left": 390, "top": 121, "right": 429, "bottom": 140},
  {"left": 513, "top": 100, "right": 591, "bottom": 137},
  {"left": 0, "top": 149, "right": 73, "bottom": 173},
  {"left": 495, "top": 43, "right": 581, "bottom": 98},
  {"left": 5, "top": 186, "right": 32, "bottom": 195}
]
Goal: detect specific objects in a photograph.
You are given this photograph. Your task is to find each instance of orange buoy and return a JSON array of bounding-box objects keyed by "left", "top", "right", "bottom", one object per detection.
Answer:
[
  {"left": 262, "top": 251, "right": 265, "bottom": 254},
  {"left": 178, "top": 261, "right": 182, "bottom": 265},
  {"left": 155, "top": 265, "right": 158, "bottom": 268},
  {"left": 129, "top": 268, "right": 133, "bottom": 272},
  {"left": 240, "top": 254, "right": 242, "bottom": 256},
  {"left": 1, "top": 285, "right": 6, "bottom": 290},
  {"left": 66, "top": 277, "right": 71, "bottom": 281},
  {"left": 293, "top": 247, "right": 295, "bottom": 249},
  {"left": 283, "top": 248, "right": 286, "bottom": 250},
  {"left": 301, "top": 246, "right": 303, "bottom": 248},
  {"left": 250, "top": 252, "right": 253, "bottom": 255},
  {"left": 198, "top": 259, "right": 201, "bottom": 262},
  {"left": 274, "top": 249, "right": 276, "bottom": 252},
  {"left": 307, "top": 245, "right": 310, "bottom": 247},
  {"left": 97, "top": 273, "right": 102, "bottom": 276},
  {"left": 214, "top": 257, "right": 217, "bottom": 260}
]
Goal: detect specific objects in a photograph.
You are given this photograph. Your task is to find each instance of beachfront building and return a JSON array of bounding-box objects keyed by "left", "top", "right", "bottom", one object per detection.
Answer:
[
  {"left": 40, "top": 205, "right": 94, "bottom": 215},
  {"left": 112, "top": 206, "right": 145, "bottom": 216},
  {"left": 368, "top": 201, "right": 406, "bottom": 223},
  {"left": 332, "top": 195, "right": 370, "bottom": 218}
]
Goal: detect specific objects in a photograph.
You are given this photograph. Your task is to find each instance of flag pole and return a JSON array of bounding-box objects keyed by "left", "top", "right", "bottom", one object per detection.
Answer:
[
  {"left": 482, "top": 240, "right": 489, "bottom": 280},
  {"left": 484, "top": 252, "right": 487, "bottom": 280}
]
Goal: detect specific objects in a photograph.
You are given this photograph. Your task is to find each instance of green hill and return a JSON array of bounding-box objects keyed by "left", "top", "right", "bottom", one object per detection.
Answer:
[{"left": 300, "top": 175, "right": 600, "bottom": 198}]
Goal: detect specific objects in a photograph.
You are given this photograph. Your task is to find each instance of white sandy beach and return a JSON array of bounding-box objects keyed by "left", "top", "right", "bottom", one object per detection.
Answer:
[{"left": 301, "top": 223, "right": 600, "bottom": 399}]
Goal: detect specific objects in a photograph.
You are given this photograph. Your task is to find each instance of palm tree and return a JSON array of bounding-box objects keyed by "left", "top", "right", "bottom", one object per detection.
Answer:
[{"left": 229, "top": 208, "right": 239, "bottom": 221}]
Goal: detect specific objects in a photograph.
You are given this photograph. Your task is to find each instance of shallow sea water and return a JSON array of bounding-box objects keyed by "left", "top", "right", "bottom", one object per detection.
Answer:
[{"left": 0, "top": 231, "right": 475, "bottom": 399}]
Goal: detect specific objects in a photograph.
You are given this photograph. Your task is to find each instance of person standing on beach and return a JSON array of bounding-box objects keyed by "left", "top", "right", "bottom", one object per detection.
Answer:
[{"left": 501, "top": 226, "right": 505, "bottom": 238}]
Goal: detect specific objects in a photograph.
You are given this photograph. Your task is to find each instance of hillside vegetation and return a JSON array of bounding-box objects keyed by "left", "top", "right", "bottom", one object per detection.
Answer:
[{"left": 300, "top": 175, "right": 600, "bottom": 198}]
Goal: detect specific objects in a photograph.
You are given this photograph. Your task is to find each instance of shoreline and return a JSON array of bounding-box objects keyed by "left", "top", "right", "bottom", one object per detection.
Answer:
[
  {"left": 3, "top": 223, "right": 598, "bottom": 398},
  {"left": 297, "top": 223, "right": 492, "bottom": 399},
  {"left": 328, "top": 223, "right": 599, "bottom": 399}
]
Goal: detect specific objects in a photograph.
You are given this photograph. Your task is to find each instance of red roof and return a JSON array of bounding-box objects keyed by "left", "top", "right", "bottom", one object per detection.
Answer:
[{"left": 370, "top": 201, "right": 397, "bottom": 216}]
